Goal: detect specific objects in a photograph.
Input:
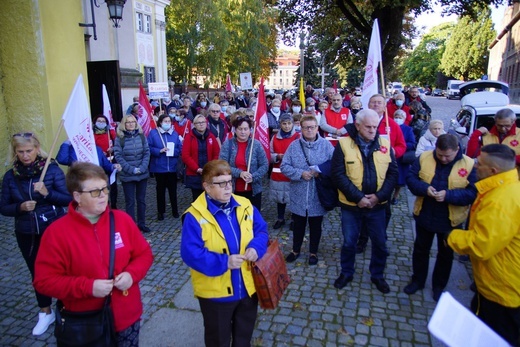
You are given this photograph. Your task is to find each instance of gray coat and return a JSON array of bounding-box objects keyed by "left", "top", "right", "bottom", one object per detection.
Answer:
[
  {"left": 219, "top": 137, "right": 268, "bottom": 196},
  {"left": 114, "top": 131, "right": 151, "bottom": 182},
  {"left": 280, "top": 135, "right": 334, "bottom": 217}
]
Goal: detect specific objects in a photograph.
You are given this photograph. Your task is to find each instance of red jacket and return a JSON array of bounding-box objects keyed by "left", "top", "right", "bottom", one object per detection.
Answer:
[
  {"left": 34, "top": 203, "right": 153, "bottom": 332},
  {"left": 378, "top": 116, "right": 407, "bottom": 159},
  {"left": 182, "top": 129, "right": 221, "bottom": 176},
  {"left": 386, "top": 101, "right": 412, "bottom": 125},
  {"left": 94, "top": 130, "right": 116, "bottom": 155}
]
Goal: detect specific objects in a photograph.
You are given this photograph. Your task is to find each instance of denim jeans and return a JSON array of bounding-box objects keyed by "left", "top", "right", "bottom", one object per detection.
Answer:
[
  {"left": 340, "top": 207, "right": 388, "bottom": 278},
  {"left": 122, "top": 179, "right": 148, "bottom": 228}
]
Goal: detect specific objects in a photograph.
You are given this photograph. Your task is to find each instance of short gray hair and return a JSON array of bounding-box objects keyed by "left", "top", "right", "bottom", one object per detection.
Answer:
[
  {"left": 495, "top": 108, "right": 516, "bottom": 122},
  {"left": 355, "top": 109, "right": 379, "bottom": 124}
]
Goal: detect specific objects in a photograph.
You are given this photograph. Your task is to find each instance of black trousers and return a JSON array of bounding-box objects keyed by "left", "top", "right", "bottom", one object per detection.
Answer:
[
  {"left": 292, "top": 213, "right": 323, "bottom": 255},
  {"left": 198, "top": 295, "right": 258, "bottom": 347},
  {"left": 155, "top": 172, "right": 178, "bottom": 215},
  {"left": 411, "top": 224, "right": 453, "bottom": 289},
  {"left": 191, "top": 188, "right": 205, "bottom": 202},
  {"left": 15, "top": 232, "right": 52, "bottom": 308},
  {"left": 234, "top": 191, "right": 262, "bottom": 211},
  {"left": 471, "top": 292, "right": 520, "bottom": 346}
]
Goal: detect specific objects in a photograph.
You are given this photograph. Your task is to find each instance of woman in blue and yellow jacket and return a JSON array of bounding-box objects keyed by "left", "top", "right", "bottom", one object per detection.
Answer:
[{"left": 181, "top": 160, "right": 268, "bottom": 347}]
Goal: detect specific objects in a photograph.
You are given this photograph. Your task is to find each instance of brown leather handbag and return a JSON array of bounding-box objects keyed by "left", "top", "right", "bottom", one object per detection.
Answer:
[{"left": 251, "top": 239, "right": 291, "bottom": 309}]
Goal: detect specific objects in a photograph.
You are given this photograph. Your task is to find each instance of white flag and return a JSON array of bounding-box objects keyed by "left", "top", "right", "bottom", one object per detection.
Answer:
[
  {"left": 360, "top": 19, "right": 382, "bottom": 110},
  {"left": 102, "top": 84, "right": 115, "bottom": 130},
  {"left": 62, "top": 75, "right": 99, "bottom": 165}
]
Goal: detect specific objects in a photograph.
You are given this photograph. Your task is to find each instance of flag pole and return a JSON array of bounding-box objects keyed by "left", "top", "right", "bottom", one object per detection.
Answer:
[
  {"left": 39, "top": 119, "right": 65, "bottom": 183},
  {"left": 378, "top": 60, "right": 389, "bottom": 131},
  {"left": 244, "top": 104, "right": 258, "bottom": 190}
]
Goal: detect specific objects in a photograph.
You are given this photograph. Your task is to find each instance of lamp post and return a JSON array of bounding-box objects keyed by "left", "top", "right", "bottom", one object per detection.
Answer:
[{"left": 299, "top": 32, "right": 305, "bottom": 85}]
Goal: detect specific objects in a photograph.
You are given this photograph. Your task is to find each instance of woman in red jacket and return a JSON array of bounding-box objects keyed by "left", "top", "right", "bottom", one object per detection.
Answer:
[
  {"left": 182, "top": 114, "right": 221, "bottom": 201},
  {"left": 93, "top": 114, "right": 119, "bottom": 209},
  {"left": 34, "top": 162, "right": 153, "bottom": 346}
]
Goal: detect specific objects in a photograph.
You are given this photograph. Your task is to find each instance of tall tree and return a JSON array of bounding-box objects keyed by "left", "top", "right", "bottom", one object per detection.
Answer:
[
  {"left": 276, "top": 0, "right": 509, "bottom": 75},
  {"left": 401, "top": 22, "right": 455, "bottom": 87},
  {"left": 165, "top": 0, "right": 278, "bottom": 86},
  {"left": 440, "top": 7, "right": 496, "bottom": 80}
]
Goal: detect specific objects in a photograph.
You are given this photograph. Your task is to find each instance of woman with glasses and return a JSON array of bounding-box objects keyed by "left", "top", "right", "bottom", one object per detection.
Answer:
[
  {"left": 147, "top": 114, "right": 182, "bottom": 220},
  {"left": 181, "top": 159, "right": 268, "bottom": 347},
  {"left": 219, "top": 116, "right": 268, "bottom": 210},
  {"left": 34, "top": 162, "right": 153, "bottom": 346},
  {"left": 0, "top": 132, "right": 71, "bottom": 335},
  {"left": 182, "top": 115, "right": 221, "bottom": 201},
  {"left": 281, "top": 115, "right": 334, "bottom": 265},
  {"left": 114, "top": 115, "right": 151, "bottom": 233}
]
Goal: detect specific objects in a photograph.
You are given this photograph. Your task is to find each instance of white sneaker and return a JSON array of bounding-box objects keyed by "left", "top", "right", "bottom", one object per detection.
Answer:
[{"left": 32, "top": 310, "right": 55, "bottom": 336}]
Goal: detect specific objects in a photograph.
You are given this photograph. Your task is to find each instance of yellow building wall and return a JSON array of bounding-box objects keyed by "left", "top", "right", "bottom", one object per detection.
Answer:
[{"left": 0, "top": 0, "right": 88, "bottom": 177}]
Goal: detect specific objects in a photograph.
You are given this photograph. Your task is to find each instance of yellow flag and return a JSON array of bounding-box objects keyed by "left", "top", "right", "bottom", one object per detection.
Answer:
[{"left": 299, "top": 77, "right": 306, "bottom": 110}]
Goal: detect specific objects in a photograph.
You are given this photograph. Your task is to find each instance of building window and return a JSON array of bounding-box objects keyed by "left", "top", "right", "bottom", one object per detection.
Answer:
[
  {"left": 144, "top": 14, "right": 152, "bottom": 33},
  {"left": 136, "top": 13, "right": 143, "bottom": 32},
  {"left": 144, "top": 66, "right": 156, "bottom": 84}
]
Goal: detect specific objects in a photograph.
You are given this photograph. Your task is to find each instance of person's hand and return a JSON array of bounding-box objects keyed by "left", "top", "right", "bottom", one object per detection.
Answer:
[
  {"left": 114, "top": 272, "right": 133, "bottom": 292},
  {"left": 240, "top": 171, "right": 253, "bottom": 183},
  {"left": 160, "top": 147, "right": 169, "bottom": 153},
  {"left": 20, "top": 200, "right": 37, "bottom": 212},
  {"left": 113, "top": 164, "right": 122, "bottom": 172},
  {"left": 427, "top": 186, "right": 438, "bottom": 198},
  {"left": 301, "top": 171, "right": 313, "bottom": 181},
  {"left": 179, "top": 136, "right": 184, "bottom": 142},
  {"left": 228, "top": 254, "right": 246, "bottom": 269},
  {"left": 243, "top": 248, "right": 258, "bottom": 262},
  {"left": 433, "top": 190, "right": 446, "bottom": 202},
  {"left": 33, "top": 182, "right": 48, "bottom": 197},
  {"left": 133, "top": 167, "right": 141, "bottom": 174},
  {"left": 93, "top": 279, "right": 114, "bottom": 298},
  {"left": 106, "top": 147, "right": 114, "bottom": 154},
  {"left": 365, "top": 194, "right": 379, "bottom": 208},
  {"left": 357, "top": 197, "right": 371, "bottom": 208},
  {"left": 196, "top": 168, "right": 203, "bottom": 175},
  {"left": 477, "top": 126, "right": 488, "bottom": 135}
]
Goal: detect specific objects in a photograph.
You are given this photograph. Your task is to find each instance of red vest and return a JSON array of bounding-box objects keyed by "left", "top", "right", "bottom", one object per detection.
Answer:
[
  {"left": 271, "top": 133, "right": 300, "bottom": 182},
  {"left": 323, "top": 107, "right": 351, "bottom": 145},
  {"left": 174, "top": 120, "right": 192, "bottom": 138}
]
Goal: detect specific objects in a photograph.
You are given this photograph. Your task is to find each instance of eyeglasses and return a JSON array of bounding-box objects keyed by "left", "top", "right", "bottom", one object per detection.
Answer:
[
  {"left": 194, "top": 121, "right": 206, "bottom": 125},
  {"left": 125, "top": 121, "right": 137, "bottom": 124},
  {"left": 211, "top": 180, "right": 233, "bottom": 188},
  {"left": 210, "top": 110, "right": 220, "bottom": 113},
  {"left": 302, "top": 125, "right": 317, "bottom": 131},
  {"left": 78, "top": 186, "right": 110, "bottom": 198},
  {"left": 13, "top": 132, "right": 34, "bottom": 138}
]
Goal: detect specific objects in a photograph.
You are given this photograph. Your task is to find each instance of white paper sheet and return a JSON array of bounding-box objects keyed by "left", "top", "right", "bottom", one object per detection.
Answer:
[
  {"left": 428, "top": 292, "right": 509, "bottom": 347},
  {"left": 166, "top": 142, "right": 175, "bottom": 157},
  {"left": 109, "top": 169, "right": 117, "bottom": 185}
]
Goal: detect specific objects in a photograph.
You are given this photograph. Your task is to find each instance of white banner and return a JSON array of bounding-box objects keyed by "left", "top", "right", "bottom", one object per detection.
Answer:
[
  {"left": 102, "top": 84, "right": 115, "bottom": 130},
  {"left": 62, "top": 75, "right": 99, "bottom": 165},
  {"left": 361, "top": 19, "right": 382, "bottom": 110},
  {"left": 240, "top": 72, "right": 253, "bottom": 90}
]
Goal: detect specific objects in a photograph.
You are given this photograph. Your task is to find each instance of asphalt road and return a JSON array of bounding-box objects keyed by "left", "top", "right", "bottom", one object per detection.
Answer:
[{"left": 423, "top": 95, "right": 462, "bottom": 130}]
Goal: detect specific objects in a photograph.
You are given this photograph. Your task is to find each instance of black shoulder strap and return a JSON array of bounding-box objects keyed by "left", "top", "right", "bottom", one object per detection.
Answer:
[
  {"left": 108, "top": 211, "right": 115, "bottom": 279},
  {"left": 299, "top": 140, "right": 311, "bottom": 166}
]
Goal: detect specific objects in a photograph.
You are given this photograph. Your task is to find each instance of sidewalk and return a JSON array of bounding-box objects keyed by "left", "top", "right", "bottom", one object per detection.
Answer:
[{"left": 0, "top": 181, "right": 474, "bottom": 346}]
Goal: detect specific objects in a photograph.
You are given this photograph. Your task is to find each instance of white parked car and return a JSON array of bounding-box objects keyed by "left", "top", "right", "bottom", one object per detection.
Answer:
[{"left": 449, "top": 80, "right": 520, "bottom": 139}]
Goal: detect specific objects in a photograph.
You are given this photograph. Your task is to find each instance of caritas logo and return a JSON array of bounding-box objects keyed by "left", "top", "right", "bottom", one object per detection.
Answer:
[
  {"left": 510, "top": 139, "right": 519, "bottom": 147},
  {"left": 458, "top": 168, "right": 468, "bottom": 177},
  {"left": 380, "top": 146, "right": 388, "bottom": 154}
]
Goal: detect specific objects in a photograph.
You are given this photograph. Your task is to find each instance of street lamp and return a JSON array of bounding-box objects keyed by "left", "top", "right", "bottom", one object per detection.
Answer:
[
  {"left": 106, "top": 0, "right": 126, "bottom": 28},
  {"left": 79, "top": 0, "right": 127, "bottom": 40}
]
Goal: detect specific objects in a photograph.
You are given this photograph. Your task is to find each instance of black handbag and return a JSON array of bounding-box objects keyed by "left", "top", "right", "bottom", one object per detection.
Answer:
[{"left": 54, "top": 211, "right": 117, "bottom": 347}]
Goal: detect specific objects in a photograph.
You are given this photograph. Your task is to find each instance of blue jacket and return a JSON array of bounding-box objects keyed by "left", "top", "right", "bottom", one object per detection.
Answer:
[
  {"left": 407, "top": 148, "right": 477, "bottom": 232},
  {"left": 0, "top": 162, "right": 72, "bottom": 234},
  {"left": 56, "top": 140, "right": 114, "bottom": 174},
  {"left": 181, "top": 194, "right": 268, "bottom": 302},
  {"left": 219, "top": 138, "right": 269, "bottom": 196},
  {"left": 397, "top": 124, "right": 416, "bottom": 186},
  {"left": 147, "top": 128, "right": 182, "bottom": 173},
  {"left": 114, "top": 131, "right": 150, "bottom": 182}
]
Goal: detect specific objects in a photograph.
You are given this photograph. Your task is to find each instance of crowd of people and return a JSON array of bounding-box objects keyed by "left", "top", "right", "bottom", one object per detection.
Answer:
[{"left": 2, "top": 84, "right": 520, "bottom": 346}]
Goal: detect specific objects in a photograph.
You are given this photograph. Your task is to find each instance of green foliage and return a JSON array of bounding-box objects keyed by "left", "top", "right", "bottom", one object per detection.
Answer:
[
  {"left": 294, "top": 47, "right": 340, "bottom": 89},
  {"left": 440, "top": 7, "right": 496, "bottom": 80},
  {"left": 401, "top": 22, "right": 455, "bottom": 87},
  {"left": 165, "top": 0, "right": 277, "bottom": 86}
]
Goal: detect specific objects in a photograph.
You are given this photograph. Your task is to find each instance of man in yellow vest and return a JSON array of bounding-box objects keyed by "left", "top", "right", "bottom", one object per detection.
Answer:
[
  {"left": 466, "top": 108, "right": 520, "bottom": 167},
  {"left": 404, "top": 134, "right": 477, "bottom": 301},
  {"left": 448, "top": 144, "right": 520, "bottom": 346},
  {"left": 331, "top": 109, "right": 398, "bottom": 293}
]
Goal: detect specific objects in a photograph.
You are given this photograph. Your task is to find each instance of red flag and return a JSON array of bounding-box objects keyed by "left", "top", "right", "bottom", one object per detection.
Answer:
[
  {"left": 138, "top": 81, "right": 156, "bottom": 136},
  {"left": 333, "top": 80, "right": 337, "bottom": 93},
  {"left": 253, "top": 78, "right": 270, "bottom": 162},
  {"left": 225, "top": 74, "right": 234, "bottom": 92}
]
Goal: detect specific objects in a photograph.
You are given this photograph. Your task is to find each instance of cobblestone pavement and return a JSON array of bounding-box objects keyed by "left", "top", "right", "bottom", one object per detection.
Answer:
[{"left": 0, "top": 174, "right": 475, "bottom": 346}]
